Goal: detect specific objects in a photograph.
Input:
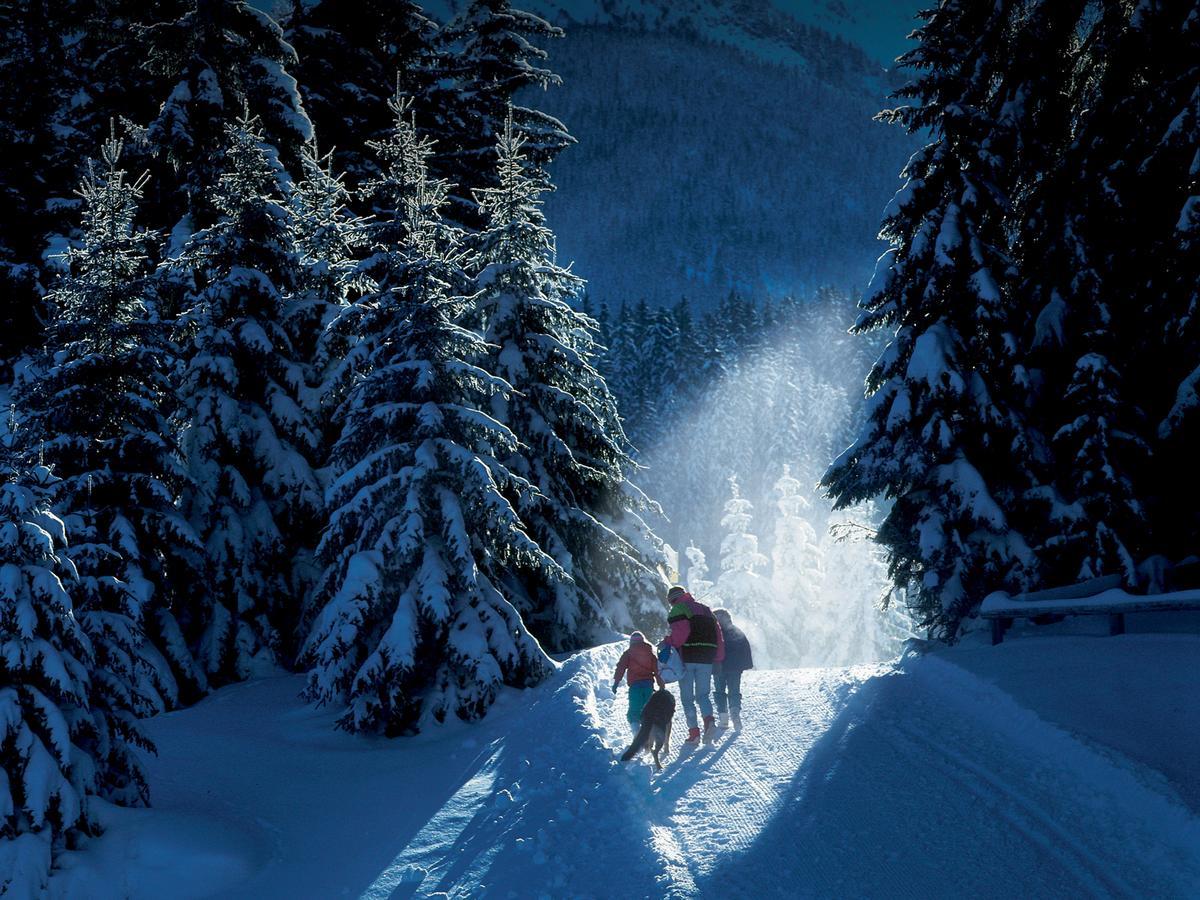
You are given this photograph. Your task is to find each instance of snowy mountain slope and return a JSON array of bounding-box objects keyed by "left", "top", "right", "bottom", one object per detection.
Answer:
[
  {"left": 433, "top": 0, "right": 917, "bottom": 74},
  {"left": 766, "top": 0, "right": 922, "bottom": 66},
  {"left": 47, "top": 635, "right": 1200, "bottom": 898},
  {"left": 531, "top": 28, "right": 917, "bottom": 307},
  {"left": 418, "top": 1, "right": 921, "bottom": 307}
]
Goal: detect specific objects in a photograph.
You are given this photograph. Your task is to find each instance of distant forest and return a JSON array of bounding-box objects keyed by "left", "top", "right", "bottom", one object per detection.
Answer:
[{"left": 529, "top": 25, "right": 916, "bottom": 307}]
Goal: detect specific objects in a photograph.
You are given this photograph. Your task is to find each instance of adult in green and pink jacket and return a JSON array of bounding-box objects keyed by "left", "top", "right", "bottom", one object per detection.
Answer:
[{"left": 662, "top": 586, "right": 724, "bottom": 738}]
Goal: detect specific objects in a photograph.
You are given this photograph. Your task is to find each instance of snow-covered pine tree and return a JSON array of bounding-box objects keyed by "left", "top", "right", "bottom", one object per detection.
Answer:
[
  {"left": 684, "top": 543, "right": 714, "bottom": 600},
  {"left": 0, "top": 0, "right": 186, "bottom": 369},
  {"left": 0, "top": 460, "right": 98, "bottom": 896},
  {"left": 822, "top": 0, "right": 1040, "bottom": 638},
  {"left": 1003, "top": 0, "right": 1146, "bottom": 591},
  {"left": 141, "top": 0, "right": 312, "bottom": 234},
  {"left": 603, "top": 302, "right": 643, "bottom": 433},
  {"left": 668, "top": 299, "right": 705, "bottom": 411},
  {"left": 302, "top": 93, "right": 553, "bottom": 735},
  {"left": 435, "top": 0, "right": 573, "bottom": 227},
  {"left": 16, "top": 129, "right": 204, "bottom": 709},
  {"left": 297, "top": 92, "right": 436, "bottom": 467},
  {"left": 1156, "top": 6, "right": 1200, "bottom": 447},
  {"left": 0, "top": 395, "right": 160, "bottom": 893},
  {"left": 289, "top": 144, "right": 369, "bottom": 454},
  {"left": 771, "top": 466, "right": 822, "bottom": 656},
  {"left": 170, "top": 114, "right": 321, "bottom": 685},
  {"left": 473, "top": 118, "right": 668, "bottom": 646},
  {"left": 643, "top": 308, "right": 683, "bottom": 443},
  {"left": 1052, "top": 353, "right": 1145, "bottom": 584},
  {"left": 716, "top": 475, "right": 797, "bottom": 667}
]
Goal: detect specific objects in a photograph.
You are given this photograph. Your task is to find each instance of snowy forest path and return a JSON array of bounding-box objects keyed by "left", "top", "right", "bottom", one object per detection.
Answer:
[
  {"left": 49, "top": 641, "right": 1200, "bottom": 899},
  {"left": 593, "top": 653, "right": 1200, "bottom": 899},
  {"left": 379, "top": 648, "right": 1200, "bottom": 898}
]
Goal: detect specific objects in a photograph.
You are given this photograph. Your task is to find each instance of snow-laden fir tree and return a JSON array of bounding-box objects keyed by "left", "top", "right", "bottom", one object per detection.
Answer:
[
  {"left": 1052, "top": 352, "right": 1145, "bottom": 585},
  {"left": 0, "top": 0, "right": 183, "bottom": 368},
  {"left": 715, "top": 475, "right": 798, "bottom": 667},
  {"left": 821, "top": 0, "right": 1040, "bottom": 638},
  {"left": 302, "top": 93, "right": 553, "bottom": 735},
  {"left": 0, "top": 0, "right": 73, "bottom": 367},
  {"left": 771, "top": 465, "right": 823, "bottom": 659},
  {"left": 1158, "top": 36, "right": 1200, "bottom": 449},
  {"left": 304, "top": 94, "right": 432, "bottom": 488},
  {"left": 170, "top": 114, "right": 321, "bottom": 685},
  {"left": 604, "top": 301, "right": 652, "bottom": 433},
  {"left": 289, "top": 144, "right": 369, "bottom": 454},
  {"left": 685, "top": 543, "right": 714, "bottom": 601},
  {"left": 473, "top": 118, "right": 667, "bottom": 647},
  {"left": 0, "top": 434, "right": 153, "bottom": 893},
  {"left": 816, "top": 503, "right": 914, "bottom": 665},
  {"left": 0, "top": 461, "right": 97, "bottom": 897},
  {"left": 0, "top": 1, "right": 148, "bottom": 363},
  {"left": 1009, "top": 1, "right": 1153, "bottom": 591},
  {"left": 16, "top": 130, "right": 204, "bottom": 709},
  {"left": 1125, "top": 3, "right": 1200, "bottom": 562}
]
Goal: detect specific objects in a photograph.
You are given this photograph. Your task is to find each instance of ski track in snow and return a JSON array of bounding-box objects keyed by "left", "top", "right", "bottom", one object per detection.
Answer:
[{"left": 48, "top": 640, "right": 1200, "bottom": 899}]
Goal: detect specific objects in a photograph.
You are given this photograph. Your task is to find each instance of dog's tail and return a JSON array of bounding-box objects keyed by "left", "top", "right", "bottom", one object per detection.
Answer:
[{"left": 621, "top": 719, "right": 653, "bottom": 762}]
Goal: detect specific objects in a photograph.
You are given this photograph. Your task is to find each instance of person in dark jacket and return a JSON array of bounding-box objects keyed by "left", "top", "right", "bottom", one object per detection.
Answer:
[{"left": 711, "top": 608, "right": 753, "bottom": 730}]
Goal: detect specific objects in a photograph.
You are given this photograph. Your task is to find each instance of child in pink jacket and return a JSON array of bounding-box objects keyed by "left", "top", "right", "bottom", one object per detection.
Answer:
[{"left": 612, "top": 632, "right": 664, "bottom": 733}]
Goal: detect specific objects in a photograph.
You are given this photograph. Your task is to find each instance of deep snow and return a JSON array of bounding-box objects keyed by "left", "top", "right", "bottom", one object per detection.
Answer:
[{"left": 46, "top": 630, "right": 1200, "bottom": 898}]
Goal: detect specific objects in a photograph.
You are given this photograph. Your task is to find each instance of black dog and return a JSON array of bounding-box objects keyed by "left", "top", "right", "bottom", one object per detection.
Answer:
[{"left": 620, "top": 689, "right": 675, "bottom": 771}]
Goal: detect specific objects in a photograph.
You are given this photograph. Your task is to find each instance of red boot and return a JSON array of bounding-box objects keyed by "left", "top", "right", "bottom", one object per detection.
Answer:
[
  {"left": 702, "top": 715, "right": 716, "bottom": 745},
  {"left": 685, "top": 727, "right": 701, "bottom": 744}
]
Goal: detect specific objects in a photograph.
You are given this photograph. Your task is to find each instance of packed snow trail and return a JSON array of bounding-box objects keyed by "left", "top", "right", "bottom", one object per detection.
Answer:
[{"left": 48, "top": 636, "right": 1200, "bottom": 898}]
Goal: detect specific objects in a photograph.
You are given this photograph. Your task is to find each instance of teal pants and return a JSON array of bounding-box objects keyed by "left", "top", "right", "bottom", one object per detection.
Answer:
[{"left": 627, "top": 680, "right": 654, "bottom": 732}]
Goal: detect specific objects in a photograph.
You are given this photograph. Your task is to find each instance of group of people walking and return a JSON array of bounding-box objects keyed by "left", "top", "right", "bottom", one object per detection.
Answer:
[{"left": 612, "top": 585, "right": 755, "bottom": 746}]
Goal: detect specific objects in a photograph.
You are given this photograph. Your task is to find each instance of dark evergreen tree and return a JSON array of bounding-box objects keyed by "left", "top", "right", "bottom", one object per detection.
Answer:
[
  {"left": 825, "top": 0, "right": 1200, "bottom": 632},
  {"left": 1012, "top": 0, "right": 1144, "bottom": 590},
  {"left": 141, "top": 0, "right": 312, "bottom": 233},
  {"left": 170, "top": 115, "right": 320, "bottom": 684},
  {"left": 0, "top": 1, "right": 185, "bottom": 368},
  {"left": 0, "top": 415, "right": 153, "bottom": 890},
  {"left": 1139, "top": 4, "right": 1200, "bottom": 561},
  {"left": 284, "top": 0, "right": 438, "bottom": 185},
  {"left": 821, "top": 0, "right": 1042, "bottom": 636},
  {"left": 474, "top": 120, "right": 667, "bottom": 646},
  {"left": 435, "top": 0, "right": 573, "bottom": 226},
  {"left": 0, "top": 1, "right": 76, "bottom": 368},
  {"left": 302, "top": 94, "right": 552, "bottom": 735},
  {"left": 641, "top": 306, "right": 682, "bottom": 429},
  {"left": 1052, "top": 352, "right": 1145, "bottom": 583}
]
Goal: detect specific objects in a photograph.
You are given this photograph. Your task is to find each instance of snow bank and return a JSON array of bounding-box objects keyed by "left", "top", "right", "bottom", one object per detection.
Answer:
[
  {"left": 360, "top": 643, "right": 680, "bottom": 899},
  {"left": 47, "top": 645, "right": 675, "bottom": 899},
  {"left": 942, "top": 632, "right": 1200, "bottom": 812}
]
